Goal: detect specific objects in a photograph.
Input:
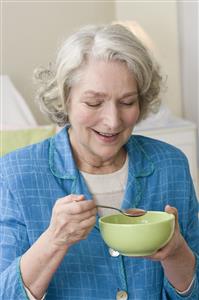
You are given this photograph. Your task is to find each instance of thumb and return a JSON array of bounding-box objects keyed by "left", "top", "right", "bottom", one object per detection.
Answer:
[
  {"left": 165, "top": 204, "right": 178, "bottom": 226},
  {"left": 71, "top": 194, "right": 85, "bottom": 202}
]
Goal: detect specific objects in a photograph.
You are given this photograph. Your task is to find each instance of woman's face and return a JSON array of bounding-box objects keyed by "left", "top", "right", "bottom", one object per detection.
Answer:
[{"left": 68, "top": 58, "right": 140, "bottom": 166}]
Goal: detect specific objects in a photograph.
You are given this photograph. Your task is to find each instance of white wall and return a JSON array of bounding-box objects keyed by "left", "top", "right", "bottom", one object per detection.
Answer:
[
  {"left": 115, "top": 0, "right": 182, "bottom": 117},
  {"left": 2, "top": 2, "right": 115, "bottom": 124},
  {"left": 177, "top": 2, "right": 198, "bottom": 128}
]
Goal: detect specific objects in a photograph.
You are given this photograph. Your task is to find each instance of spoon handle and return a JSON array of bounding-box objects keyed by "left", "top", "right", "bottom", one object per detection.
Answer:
[{"left": 96, "top": 204, "right": 122, "bottom": 214}]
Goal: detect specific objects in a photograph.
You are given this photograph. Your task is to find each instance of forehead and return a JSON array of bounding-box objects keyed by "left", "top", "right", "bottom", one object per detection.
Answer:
[{"left": 71, "top": 58, "right": 138, "bottom": 96}]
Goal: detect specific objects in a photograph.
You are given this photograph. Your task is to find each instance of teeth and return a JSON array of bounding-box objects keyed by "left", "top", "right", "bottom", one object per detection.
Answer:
[{"left": 99, "top": 132, "right": 117, "bottom": 136}]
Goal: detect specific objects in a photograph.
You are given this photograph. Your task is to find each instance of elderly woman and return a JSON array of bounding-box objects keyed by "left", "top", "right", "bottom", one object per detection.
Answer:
[{"left": 0, "top": 24, "right": 198, "bottom": 300}]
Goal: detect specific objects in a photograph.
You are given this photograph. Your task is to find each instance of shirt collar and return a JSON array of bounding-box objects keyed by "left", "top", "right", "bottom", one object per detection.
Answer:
[
  {"left": 49, "top": 126, "right": 78, "bottom": 179},
  {"left": 125, "top": 136, "right": 155, "bottom": 178},
  {"left": 49, "top": 127, "right": 154, "bottom": 179}
]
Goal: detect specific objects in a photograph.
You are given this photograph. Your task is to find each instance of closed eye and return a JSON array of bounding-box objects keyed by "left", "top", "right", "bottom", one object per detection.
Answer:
[
  {"left": 85, "top": 102, "right": 102, "bottom": 107},
  {"left": 120, "top": 99, "right": 138, "bottom": 106},
  {"left": 121, "top": 102, "right": 134, "bottom": 106}
]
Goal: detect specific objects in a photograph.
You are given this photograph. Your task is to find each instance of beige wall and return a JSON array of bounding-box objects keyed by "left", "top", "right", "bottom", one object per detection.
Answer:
[
  {"left": 115, "top": 0, "right": 182, "bottom": 117},
  {"left": 2, "top": 1, "right": 183, "bottom": 124},
  {"left": 2, "top": 2, "right": 115, "bottom": 124}
]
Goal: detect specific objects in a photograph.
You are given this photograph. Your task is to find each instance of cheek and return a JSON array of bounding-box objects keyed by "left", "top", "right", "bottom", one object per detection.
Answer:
[
  {"left": 70, "top": 107, "right": 97, "bottom": 127},
  {"left": 124, "top": 108, "right": 140, "bottom": 126}
]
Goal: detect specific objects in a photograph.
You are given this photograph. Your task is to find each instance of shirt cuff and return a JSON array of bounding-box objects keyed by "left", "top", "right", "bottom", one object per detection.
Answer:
[
  {"left": 175, "top": 274, "right": 196, "bottom": 296},
  {"left": 19, "top": 256, "right": 46, "bottom": 300},
  {"left": 24, "top": 285, "right": 46, "bottom": 300}
]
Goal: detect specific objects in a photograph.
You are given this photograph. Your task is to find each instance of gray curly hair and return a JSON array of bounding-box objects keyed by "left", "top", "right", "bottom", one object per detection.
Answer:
[{"left": 34, "top": 24, "right": 163, "bottom": 126}]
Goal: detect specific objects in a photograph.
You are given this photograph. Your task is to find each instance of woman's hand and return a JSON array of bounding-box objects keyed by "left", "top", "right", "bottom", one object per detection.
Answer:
[
  {"left": 145, "top": 205, "right": 196, "bottom": 292},
  {"left": 146, "top": 205, "right": 184, "bottom": 261},
  {"left": 20, "top": 194, "right": 96, "bottom": 299},
  {"left": 47, "top": 194, "right": 97, "bottom": 250}
]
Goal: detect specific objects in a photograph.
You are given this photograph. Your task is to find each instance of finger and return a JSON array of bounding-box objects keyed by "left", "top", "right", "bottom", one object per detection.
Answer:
[
  {"left": 79, "top": 215, "right": 97, "bottom": 229},
  {"left": 57, "top": 194, "right": 85, "bottom": 204},
  {"left": 71, "top": 194, "right": 85, "bottom": 202},
  {"left": 71, "top": 207, "right": 97, "bottom": 222},
  {"left": 63, "top": 216, "right": 96, "bottom": 241},
  {"left": 60, "top": 207, "right": 97, "bottom": 223},
  {"left": 145, "top": 247, "right": 169, "bottom": 261},
  {"left": 164, "top": 204, "right": 177, "bottom": 216},
  {"left": 164, "top": 205, "right": 178, "bottom": 227},
  {"left": 143, "top": 244, "right": 171, "bottom": 260},
  {"left": 68, "top": 200, "right": 96, "bottom": 215},
  {"left": 55, "top": 194, "right": 95, "bottom": 210},
  {"left": 55, "top": 200, "right": 96, "bottom": 218}
]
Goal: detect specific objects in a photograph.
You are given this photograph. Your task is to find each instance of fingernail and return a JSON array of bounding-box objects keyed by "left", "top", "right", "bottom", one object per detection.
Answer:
[{"left": 165, "top": 204, "right": 171, "bottom": 209}]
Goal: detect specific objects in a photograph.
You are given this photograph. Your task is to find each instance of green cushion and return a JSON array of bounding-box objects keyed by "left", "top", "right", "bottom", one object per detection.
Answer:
[{"left": 0, "top": 126, "right": 56, "bottom": 157}]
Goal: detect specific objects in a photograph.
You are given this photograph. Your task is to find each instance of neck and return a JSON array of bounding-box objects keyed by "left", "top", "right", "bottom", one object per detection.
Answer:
[{"left": 76, "top": 149, "right": 126, "bottom": 174}]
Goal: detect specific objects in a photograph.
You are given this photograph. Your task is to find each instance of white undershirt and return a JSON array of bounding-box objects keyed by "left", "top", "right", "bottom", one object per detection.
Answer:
[{"left": 80, "top": 154, "right": 129, "bottom": 216}]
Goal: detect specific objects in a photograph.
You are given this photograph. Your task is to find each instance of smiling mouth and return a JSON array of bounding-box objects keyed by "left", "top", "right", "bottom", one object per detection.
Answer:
[
  {"left": 92, "top": 129, "right": 121, "bottom": 142},
  {"left": 92, "top": 129, "right": 120, "bottom": 137}
]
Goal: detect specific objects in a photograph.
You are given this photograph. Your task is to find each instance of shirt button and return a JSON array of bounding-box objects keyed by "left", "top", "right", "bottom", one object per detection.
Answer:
[
  {"left": 109, "top": 248, "right": 120, "bottom": 257},
  {"left": 116, "top": 290, "right": 128, "bottom": 300}
]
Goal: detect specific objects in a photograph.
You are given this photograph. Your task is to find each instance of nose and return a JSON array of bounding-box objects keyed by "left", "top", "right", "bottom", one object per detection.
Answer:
[{"left": 102, "top": 103, "right": 121, "bottom": 130}]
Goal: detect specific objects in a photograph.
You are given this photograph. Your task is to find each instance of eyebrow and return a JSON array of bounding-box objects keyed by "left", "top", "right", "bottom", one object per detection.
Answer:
[
  {"left": 83, "top": 90, "right": 138, "bottom": 99},
  {"left": 83, "top": 91, "right": 107, "bottom": 98}
]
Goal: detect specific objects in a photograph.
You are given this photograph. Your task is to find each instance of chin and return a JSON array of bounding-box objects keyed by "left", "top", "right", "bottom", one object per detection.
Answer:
[{"left": 94, "top": 148, "right": 121, "bottom": 160}]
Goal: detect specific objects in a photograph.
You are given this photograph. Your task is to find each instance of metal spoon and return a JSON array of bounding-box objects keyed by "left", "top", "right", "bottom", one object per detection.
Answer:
[{"left": 96, "top": 204, "right": 146, "bottom": 217}]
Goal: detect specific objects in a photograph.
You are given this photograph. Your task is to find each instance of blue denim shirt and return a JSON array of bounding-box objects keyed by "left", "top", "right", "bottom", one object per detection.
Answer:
[{"left": 0, "top": 127, "right": 198, "bottom": 300}]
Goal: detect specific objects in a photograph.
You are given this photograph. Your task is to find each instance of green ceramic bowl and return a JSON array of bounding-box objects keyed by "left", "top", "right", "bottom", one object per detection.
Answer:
[{"left": 99, "top": 211, "right": 175, "bottom": 256}]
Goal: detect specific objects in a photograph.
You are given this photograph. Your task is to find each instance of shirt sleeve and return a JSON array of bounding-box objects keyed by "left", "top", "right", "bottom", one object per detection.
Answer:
[
  {"left": 0, "top": 177, "right": 30, "bottom": 300},
  {"left": 163, "top": 177, "right": 199, "bottom": 299}
]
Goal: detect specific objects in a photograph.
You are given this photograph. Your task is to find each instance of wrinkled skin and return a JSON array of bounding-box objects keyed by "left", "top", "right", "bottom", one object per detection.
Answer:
[
  {"left": 145, "top": 205, "right": 184, "bottom": 261},
  {"left": 48, "top": 194, "right": 97, "bottom": 249}
]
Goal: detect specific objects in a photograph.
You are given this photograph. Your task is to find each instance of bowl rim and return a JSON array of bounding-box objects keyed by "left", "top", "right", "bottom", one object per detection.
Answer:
[{"left": 99, "top": 211, "right": 175, "bottom": 226}]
